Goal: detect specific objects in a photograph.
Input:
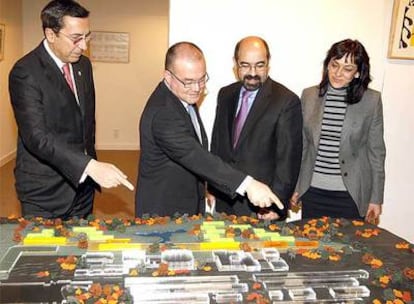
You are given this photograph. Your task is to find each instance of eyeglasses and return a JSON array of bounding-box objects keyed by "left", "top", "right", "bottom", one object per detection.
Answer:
[
  {"left": 59, "top": 31, "right": 92, "bottom": 45},
  {"left": 238, "top": 62, "right": 268, "bottom": 72},
  {"left": 167, "top": 70, "right": 209, "bottom": 89}
]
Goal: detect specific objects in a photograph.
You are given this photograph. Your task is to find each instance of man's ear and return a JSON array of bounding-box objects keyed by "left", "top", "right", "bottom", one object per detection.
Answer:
[
  {"left": 44, "top": 28, "right": 56, "bottom": 43},
  {"left": 164, "top": 70, "right": 172, "bottom": 86}
]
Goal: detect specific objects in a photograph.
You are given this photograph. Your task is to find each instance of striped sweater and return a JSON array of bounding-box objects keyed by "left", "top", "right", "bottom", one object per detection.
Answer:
[{"left": 310, "top": 86, "right": 348, "bottom": 191}]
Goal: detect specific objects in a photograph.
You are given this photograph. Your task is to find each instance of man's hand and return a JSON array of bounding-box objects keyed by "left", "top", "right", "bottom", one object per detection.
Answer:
[
  {"left": 245, "top": 179, "right": 284, "bottom": 209},
  {"left": 85, "top": 159, "right": 134, "bottom": 190},
  {"left": 289, "top": 191, "right": 302, "bottom": 213},
  {"left": 365, "top": 203, "right": 381, "bottom": 225},
  {"left": 257, "top": 209, "right": 281, "bottom": 220}
]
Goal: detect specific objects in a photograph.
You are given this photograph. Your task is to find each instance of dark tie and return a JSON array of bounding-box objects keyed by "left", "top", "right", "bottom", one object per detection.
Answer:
[
  {"left": 233, "top": 90, "right": 252, "bottom": 147},
  {"left": 62, "top": 63, "right": 75, "bottom": 93},
  {"left": 187, "top": 104, "right": 202, "bottom": 142}
]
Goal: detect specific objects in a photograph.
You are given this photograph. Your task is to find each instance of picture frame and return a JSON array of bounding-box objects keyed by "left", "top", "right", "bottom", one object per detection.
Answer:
[
  {"left": 89, "top": 31, "right": 129, "bottom": 63},
  {"left": 388, "top": 0, "right": 414, "bottom": 59},
  {"left": 0, "top": 23, "right": 5, "bottom": 61}
]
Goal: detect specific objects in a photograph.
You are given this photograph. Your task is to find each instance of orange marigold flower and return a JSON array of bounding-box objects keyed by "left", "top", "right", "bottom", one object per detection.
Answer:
[
  {"left": 60, "top": 262, "right": 76, "bottom": 271},
  {"left": 268, "top": 224, "right": 279, "bottom": 231},
  {"left": 302, "top": 250, "right": 321, "bottom": 259},
  {"left": 89, "top": 283, "right": 103, "bottom": 297},
  {"left": 362, "top": 253, "right": 374, "bottom": 264},
  {"left": 372, "top": 299, "right": 382, "bottom": 304},
  {"left": 102, "top": 284, "right": 112, "bottom": 296},
  {"left": 352, "top": 220, "right": 365, "bottom": 226},
  {"left": 403, "top": 267, "right": 414, "bottom": 280},
  {"left": 246, "top": 292, "right": 261, "bottom": 301},
  {"left": 252, "top": 282, "right": 262, "bottom": 290},
  {"left": 146, "top": 218, "right": 156, "bottom": 226},
  {"left": 395, "top": 242, "right": 410, "bottom": 249},
  {"left": 370, "top": 258, "right": 383, "bottom": 268},
  {"left": 36, "top": 271, "right": 50, "bottom": 278},
  {"left": 379, "top": 275, "right": 391, "bottom": 285},
  {"left": 402, "top": 291, "right": 412, "bottom": 302},
  {"left": 329, "top": 254, "right": 341, "bottom": 261},
  {"left": 240, "top": 242, "right": 252, "bottom": 252}
]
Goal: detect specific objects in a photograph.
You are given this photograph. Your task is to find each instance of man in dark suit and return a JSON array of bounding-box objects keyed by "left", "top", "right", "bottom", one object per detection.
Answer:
[
  {"left": 9, "top": 0, "right": 133, "bottom": 219},
  {"left": 136, "top": 42, "right": 283, "bottom": 217},
  {"left": 210, "top": 36, "right": 303, "bottom": 220}
]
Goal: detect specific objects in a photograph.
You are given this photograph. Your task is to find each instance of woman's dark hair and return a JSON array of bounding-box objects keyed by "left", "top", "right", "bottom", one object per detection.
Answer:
[
  {"left": 319, "top": 39, "right": 371, "bottom": 104},
  {"left": 41, "top": 0, "right": 89, "bottom": 33}
]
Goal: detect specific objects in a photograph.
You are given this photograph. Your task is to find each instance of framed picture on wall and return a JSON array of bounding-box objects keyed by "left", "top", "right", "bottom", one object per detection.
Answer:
[
  {"left": 0, "top": 23, "right": 5, "bottom": 61},
  {"left": 89, "top": 31, "right": 129, "bottom": 63},
  {"left": 388, "top": 0, "right": 414, "bottom": 59}
]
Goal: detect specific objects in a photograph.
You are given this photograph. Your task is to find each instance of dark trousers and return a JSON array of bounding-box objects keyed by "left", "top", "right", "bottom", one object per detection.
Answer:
[
  {"left": 21, "top": 179, "right": 95, "bottom": 220},
  {"left": 301, "top": 186, "right": 363, "bottom": 219}
]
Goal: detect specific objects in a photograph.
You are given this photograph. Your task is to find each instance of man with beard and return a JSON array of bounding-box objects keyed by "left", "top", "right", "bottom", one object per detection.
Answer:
[
  {"left": 9, "top": 0, "right": 133, "bottom": 219},
  {"left": 209, "top": 36, "right": 303, "bottom": 220},
  {"left": 136, "top": 41, "right": 284, "bottom": 217}
]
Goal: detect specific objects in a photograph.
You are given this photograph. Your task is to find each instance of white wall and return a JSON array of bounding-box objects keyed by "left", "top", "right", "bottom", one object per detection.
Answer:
[
  {"left": 20, "top": 0, "right": 168, "bottom": 150},
  {"left": 170, "top": 0, "right": 414, "bottom": 242},
  {"left": 0, "top": 0, "right": 21, "bottom": 166}
]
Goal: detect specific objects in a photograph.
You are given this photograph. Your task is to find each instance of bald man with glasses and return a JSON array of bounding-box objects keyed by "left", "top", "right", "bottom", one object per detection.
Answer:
[
  {"left": 135, "top": 41, "right": 283, "bottom": 217},
  {"left": 9, "top": 0, "right": 133, "bottom": 219}
]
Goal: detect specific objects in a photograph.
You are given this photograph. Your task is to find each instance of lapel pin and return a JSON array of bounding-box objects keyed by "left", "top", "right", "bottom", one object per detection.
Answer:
[{"left": 78, "top": 71, "right": 82, "bottom": 76}]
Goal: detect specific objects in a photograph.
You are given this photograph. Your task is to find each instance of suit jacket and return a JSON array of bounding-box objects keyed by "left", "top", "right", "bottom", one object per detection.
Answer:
[
  {"left": 9, "top": 42, "right": 97, "bottom": 217},
  {"left": 210, "top": 78, "right": 303, "bottom": 218},
  {"left": 135, "top": 81, "right": 246, "bottom": 217},
  {"left": 295, "top": 86, "right": 386, "bottom": 216}
]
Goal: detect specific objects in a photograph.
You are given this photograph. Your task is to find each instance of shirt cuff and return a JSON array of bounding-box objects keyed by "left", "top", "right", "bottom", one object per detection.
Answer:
[
  {"left": 79, "top": 159, "right": 93, "bottom": 183},
  {"left": 236, "top": 175, "right": 253, "bottom": 196}
]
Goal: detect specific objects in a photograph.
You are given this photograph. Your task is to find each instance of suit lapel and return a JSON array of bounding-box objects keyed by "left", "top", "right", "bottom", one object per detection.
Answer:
[
  {"left": 72, "top": 62, "right": 85, "bottom": 118},
  {"left": 310, "top": 94, "right": 325, "bottom": 150},
  {"left": 37, "top": 44, "right": 81, "bottom": 113}
]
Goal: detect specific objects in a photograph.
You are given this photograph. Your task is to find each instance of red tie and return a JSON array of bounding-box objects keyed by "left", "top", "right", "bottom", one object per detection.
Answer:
[{"left": 62, "top": 63, "right": 75, "bottom": 93}]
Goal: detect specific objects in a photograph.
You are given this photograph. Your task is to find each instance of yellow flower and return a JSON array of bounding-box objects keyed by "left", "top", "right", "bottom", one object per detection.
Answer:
[
  {"left": 379, "top": 275, "right": 390, "bottom": 285},
  {"left": 393, "top": 289, "right": 403, "bottom": 298}
]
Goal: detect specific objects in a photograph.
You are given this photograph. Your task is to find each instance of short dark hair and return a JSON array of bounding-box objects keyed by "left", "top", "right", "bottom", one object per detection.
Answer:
[
  {"left": 234, "top": 36, "right": 271, "bottom": 62},
  {"left": 41, "top": 0, "right": 89, "bottom": 33},
  {"left": 319, "top": 39, "right": 371, "bottom": 104},
  {"left": 164, "top": 41, "right": 204, "bottom": 70}
]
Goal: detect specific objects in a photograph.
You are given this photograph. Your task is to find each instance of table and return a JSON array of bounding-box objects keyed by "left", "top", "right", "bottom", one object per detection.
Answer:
[{"left": 0, "top": 216, "right": 413, "bottom": 303}]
